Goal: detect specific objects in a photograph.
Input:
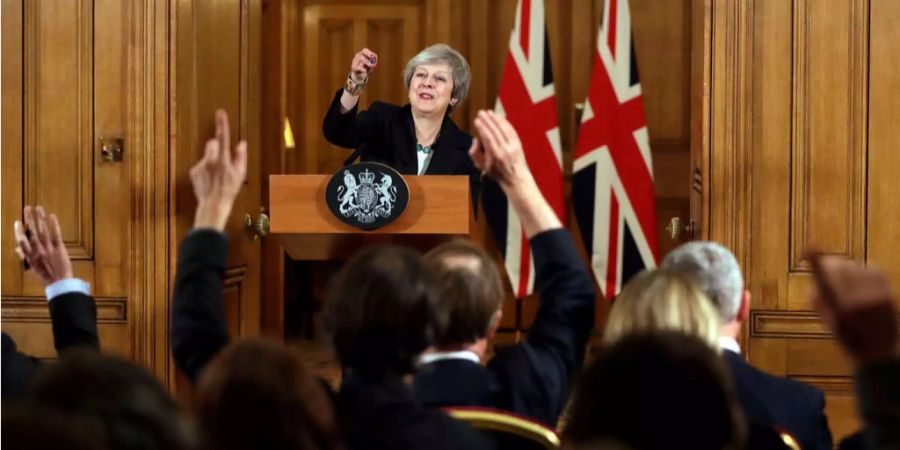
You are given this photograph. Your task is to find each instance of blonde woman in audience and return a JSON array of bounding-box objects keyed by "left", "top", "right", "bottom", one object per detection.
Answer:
[{"left": 603, "top": 269, "right": 720, "bottom": 347}]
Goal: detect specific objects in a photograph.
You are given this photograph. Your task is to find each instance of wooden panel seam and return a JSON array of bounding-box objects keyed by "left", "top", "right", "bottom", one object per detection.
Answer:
[
  {"left": 1, "top": 296, "right": 127, "bottom": 323},
  {"left": 752, "top": 309, "right": 900, "bottom": 339}
]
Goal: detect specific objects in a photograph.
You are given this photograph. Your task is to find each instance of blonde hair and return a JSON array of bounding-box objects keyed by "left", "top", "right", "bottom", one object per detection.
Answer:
[{"left": 604, "top": 269, "right": 720, "bottom": 347}]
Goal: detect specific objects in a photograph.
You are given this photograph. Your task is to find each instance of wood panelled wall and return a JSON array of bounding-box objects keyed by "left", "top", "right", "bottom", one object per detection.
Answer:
[
  {"left": 705, "top": 0, "right": 900, "bottom": 441},
  {"left": 0, "top": 0, "right": 263, "bottom": 392},
  {"left": 1, "top": 0, "right": 171, "bottom": 378},
  {"left": 281, "top": 0, "right": 695, "bottom": 336}
]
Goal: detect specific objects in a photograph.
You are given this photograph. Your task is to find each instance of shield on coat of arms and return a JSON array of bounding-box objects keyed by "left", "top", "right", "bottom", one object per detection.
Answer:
[{"left": 325, "top": 162, "right": 409, "bottom": 230}]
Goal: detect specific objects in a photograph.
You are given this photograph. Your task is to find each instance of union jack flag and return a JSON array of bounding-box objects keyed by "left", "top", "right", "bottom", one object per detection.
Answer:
[
  {"left": 483, "top": 0, "right": 564, "bottom": 298},
  {"left": 573, "top": 0, "right": 658, "bottom": 299}
]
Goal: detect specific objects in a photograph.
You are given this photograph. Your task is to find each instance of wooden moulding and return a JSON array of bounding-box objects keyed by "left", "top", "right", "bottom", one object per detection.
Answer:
[{"left": 269, "top": 174, "right": 471, "bottom": 260}]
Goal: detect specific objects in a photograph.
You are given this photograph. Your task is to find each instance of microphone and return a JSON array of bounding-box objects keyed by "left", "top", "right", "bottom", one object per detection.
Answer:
[{"left": 343, "top": 148, "right": 362, "bottom": 166}]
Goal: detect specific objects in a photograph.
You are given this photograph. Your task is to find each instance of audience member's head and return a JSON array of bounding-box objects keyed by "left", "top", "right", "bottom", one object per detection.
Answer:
[
  {"left": 424, "top": 239, "right": 504, "bottom": 349},
  {"left": 604, "top": 269, "right": 720, "bottom": 348},
  {"left": 327, "top": 245, "right": 442, "bottom": 379},
  {"left": 2, "top": 403, "right": 105, "bottom": 450},
  {"left": 564, "top": 332, "right": 746, "bottom": 450},
  {"left": 661, "top": 241, "right": 747, "bottom": 325},
  {"left": 196, "top": 337, "right": 341, "bottom": 450},
  {"left": 26, "top": 349, "right": 196, "bottom": 450}
]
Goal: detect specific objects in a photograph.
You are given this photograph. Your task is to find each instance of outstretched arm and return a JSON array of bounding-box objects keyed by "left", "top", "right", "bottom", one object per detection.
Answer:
[
  {"left": 172, "top": 109, "right": 246, "bottom": 382},
  {"left": 14, "top": 206, "right": 98, "bottom": 353},
  {"left": 323, "top": 48, "right": 381, "bottom": 150},
  {"left": 469, "top": 110, "right": 561, "bottom": 236},
  {"left": 472, "top": 111, "right": 596, "bottom": 422}
]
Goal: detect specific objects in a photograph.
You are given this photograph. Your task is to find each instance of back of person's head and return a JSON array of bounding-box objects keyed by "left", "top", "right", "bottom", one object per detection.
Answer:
[
  {"left": 604, "top": 269, "right": 720, "bottom": 347},
  {"left": 661, "top": 241, "right": 744, "bottom": 323},
  {"left": 196, "top": 337, "right": 341, "bottom": 450},
  {"left": 2, "top": 402, "right": 106, "bottom": 450},
  {"left": 564, "top": 332, "right": 745, "bottom": 450},
  {"left": 327, "top": 245, "right": 441, "bottom": 378},
  {"left": 424, "top": 239, "right": 504, "bottom": 348},
  {"left": 27, "top": 349, "right": 196, "bottom": 450}
]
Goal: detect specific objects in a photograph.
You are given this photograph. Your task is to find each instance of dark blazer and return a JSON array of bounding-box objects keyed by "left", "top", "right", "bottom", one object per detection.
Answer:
[
  {"left": 413, "top": 229, "right": 596, "bottom": 426},
  {"left": 170, "top": 229, "right": 231, "bottom": 382},
  {"left": 723, "top": 350, "right": 833, "bottom": 450},
  {"left": 339, "top": 372, "right": 493, "bottom": 450},
  {"left": 2, "top": 292, "right": 99, "bottom": 400},
  {"left": 322, "top": 89, "right": 481, "bottom": 209},
  {"left": 855, "top": 358, "right": 900, "bottom": 450}
]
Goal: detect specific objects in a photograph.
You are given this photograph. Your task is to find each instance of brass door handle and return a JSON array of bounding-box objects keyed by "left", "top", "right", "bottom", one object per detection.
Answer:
[
  {"left": 244, "top": 210, "right": 269, "bottom": 239},
  {"left": 99, "top": 137, "right": 124, "bottom": 162},
  {"left": 665, "top": 217, "right": 693, "bottom": 240}
]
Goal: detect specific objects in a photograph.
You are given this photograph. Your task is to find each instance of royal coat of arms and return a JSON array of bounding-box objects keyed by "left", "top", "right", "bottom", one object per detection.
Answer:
[
  {"left": 325, "top": 162, "right": 409, "bottom": 230},
  {"left": 337, "top": 169, "right": 398, "bottom": 223}
]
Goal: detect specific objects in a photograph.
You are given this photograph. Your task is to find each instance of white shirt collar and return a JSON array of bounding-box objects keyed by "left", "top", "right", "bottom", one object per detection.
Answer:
[
  {"left": 418, "top": 350, "right": 480, "bottom": 365},
  {"left": 719, "top": 336, "right": 741, "bottom": 354}
]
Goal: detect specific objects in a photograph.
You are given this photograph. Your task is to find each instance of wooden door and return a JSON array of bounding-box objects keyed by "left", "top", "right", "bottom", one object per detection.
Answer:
[
  {"left": 703, "top": 0, "right": 900, "bottom": 441},
  {"left": 1, "top": 0, "right": 151, "bottom": 362},
  {"left": 172, "top": 0, "right": 264, "bottom": 392}
]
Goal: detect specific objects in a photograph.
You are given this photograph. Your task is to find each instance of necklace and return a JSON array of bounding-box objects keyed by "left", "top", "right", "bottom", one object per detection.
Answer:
[{"left": 415, "top": 127, "right": 440, "bottom": 155}]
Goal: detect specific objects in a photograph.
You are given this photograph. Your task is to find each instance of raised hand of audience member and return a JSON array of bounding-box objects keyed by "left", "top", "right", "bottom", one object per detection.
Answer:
[
  {"left": 469, "top": 110, "right": 532, "bottom": 189},
  {"left": 14, "top": 206, "right": 72, "bottom": 287},
  {"left": 190, "top": 109, "right": 247, "bottom": 231},
  {"left": 808, "top": 252, "right": 899, "bottom": 367},
  {"left": 469, "top": 110, "right": 561, "bottom": 236}
]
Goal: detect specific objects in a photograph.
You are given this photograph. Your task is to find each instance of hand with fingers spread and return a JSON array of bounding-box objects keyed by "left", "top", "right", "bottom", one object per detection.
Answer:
[
  {"left": 14, "top": 206, "right": 73, "bottom": 286},
  {"left": 468, "top": 110, "right": 561, "bottom": 237},
  {"left": 468, "top": 110, "right": 533, "bottom": 189},
  {"left": 191, "top": 109, "right": 248, "bottom": 231},
  {"left": 808, "top": 251, "right": 899, "bottom": 367}
]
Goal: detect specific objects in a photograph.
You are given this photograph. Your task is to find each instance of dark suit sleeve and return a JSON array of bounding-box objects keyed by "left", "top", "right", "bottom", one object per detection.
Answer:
[
  {"left": 171, "top": 229, "right": 231, "bottom": 382},
  {"left": 322, "top": 89, "right": 382, "bottom": 150},
  {"left": 488, "top": 229, "right": 596, "bottom": 424},
  {"left": 856, "top": 359, "right": 900, "bottom": 450},
  {"left": 526, "top": 229, "right": 596, "bottom": 371},
  {"left": 2, "top": 332, "right": 41, "bottom": 400},
  {"left": 48, "top": 292, "right": 99, "bottom": 352},
  {"left": 807, "top": 388, "right": 833, "bottom": 450}
]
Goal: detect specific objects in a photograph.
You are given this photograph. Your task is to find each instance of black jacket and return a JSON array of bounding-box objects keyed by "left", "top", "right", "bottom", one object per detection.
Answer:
[
  {"left": 171, "top": 229, "right": 493, "bottom": 449},
  {"left": 2, "top": 292, "right": 99, "bottom": 400},
  {"left": 322, "top": 89, "right": 481, "bottom": 209},
  {"left": 339, "top": 372, "right": 493, "bottom": 450},
  {"left": 723, "top": 350, "right": 833, "bottom": 450},
  {"left": 855, "top": 358, "right": 900, "bottom": 450},
  {"left": 413, "top": 229, "right": 596, "bottom": 426},
  {"left": 171, "top": 229, "right": 231, "bottom": 382}
]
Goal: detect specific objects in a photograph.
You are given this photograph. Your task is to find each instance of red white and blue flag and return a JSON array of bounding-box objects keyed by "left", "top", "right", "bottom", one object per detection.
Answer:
[
  {"left": 483, "top": 0, "right": 564, "bottom": 298},
  {"left": 573, "top": 0, "right": 658, "bottom": 299}
]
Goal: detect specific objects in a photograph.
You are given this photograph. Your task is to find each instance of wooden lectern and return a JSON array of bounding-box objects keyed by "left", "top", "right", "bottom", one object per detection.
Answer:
[{"left": 269, "top": 174, "right": 472, "bottom": 260}]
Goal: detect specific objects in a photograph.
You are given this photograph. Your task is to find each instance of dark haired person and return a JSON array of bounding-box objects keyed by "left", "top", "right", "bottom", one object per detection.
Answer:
[
  {"left": 196, "top": 337, "right": 342, "bottom": 450},
  {"left": 326, "top": 245, "right": 491, "bottom": 450},
  {"left": 412, "top": 110, "right": 595, "bottom": 426},
  {"left": 171, "top": 110, "right": 343, "bottom": 450},
  {"left": 564, "top": 332, "right": 746, "bottom": 450},
  {"left": 26, "top": 350, "right": 196, "bottom": 450},
  {"left": 4, "top": 206, "right": 100, "bottom": 400}
]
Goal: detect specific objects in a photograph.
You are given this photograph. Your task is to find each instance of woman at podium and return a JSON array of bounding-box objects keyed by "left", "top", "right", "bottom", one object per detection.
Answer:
[{"left": 322, "top": 44, "right": 480, "bottom": 208}]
